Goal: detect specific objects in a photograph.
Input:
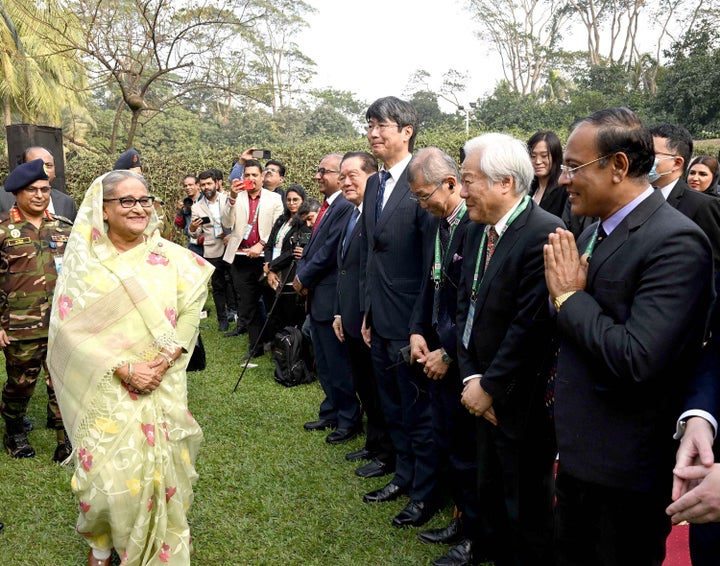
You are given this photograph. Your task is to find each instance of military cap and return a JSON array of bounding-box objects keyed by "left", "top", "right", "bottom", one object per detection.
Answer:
[
  {"left": 113, "top": 148, "right": 142, "bottom": 170},
  {"left": 4, "top": 159, "right": 49, "bottom": 193}
]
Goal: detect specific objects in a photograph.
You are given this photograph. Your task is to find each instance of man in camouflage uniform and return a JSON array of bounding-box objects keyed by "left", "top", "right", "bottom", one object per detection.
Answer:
[{"left": 0, "top": 158, "right": 73, "bottom": 461}]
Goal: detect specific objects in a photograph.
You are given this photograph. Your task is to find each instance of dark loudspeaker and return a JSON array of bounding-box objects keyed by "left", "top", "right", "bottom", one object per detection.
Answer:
[{"left": 5, "top": 124, "right": 66, "bottom": 193}]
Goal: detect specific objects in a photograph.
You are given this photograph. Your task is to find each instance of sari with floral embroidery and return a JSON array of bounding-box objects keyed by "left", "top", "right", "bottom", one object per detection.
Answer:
[{"left": 47, "top": 173, "right": 213, "bottom": 565}]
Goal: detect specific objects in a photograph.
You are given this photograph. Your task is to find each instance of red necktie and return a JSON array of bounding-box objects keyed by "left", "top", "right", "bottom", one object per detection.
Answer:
[
  {"left": 484, "top": 227, "right": 499, "bottom": 271},
  {"left": 312, "top": 200, "right": 329, "bottom": 234}
]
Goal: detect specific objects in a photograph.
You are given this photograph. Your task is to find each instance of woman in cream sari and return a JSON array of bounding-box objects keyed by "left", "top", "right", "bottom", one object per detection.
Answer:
[{"left": 47, "top": 171, "right": 213, "bottom": 566}]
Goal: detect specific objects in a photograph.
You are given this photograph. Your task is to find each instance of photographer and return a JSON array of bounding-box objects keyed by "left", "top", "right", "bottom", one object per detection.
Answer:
[
  {"left": 175, "top": 174, "right": 202, "bottom": 255},
  {"left": 230, "top": 148, "right": 286, "bottom": 208},
  {"left": 262, "top": 185, "right": 311, "bottom": 341},
  {"left": 188, "top": 170, "right": 231, "bottom": 331}
]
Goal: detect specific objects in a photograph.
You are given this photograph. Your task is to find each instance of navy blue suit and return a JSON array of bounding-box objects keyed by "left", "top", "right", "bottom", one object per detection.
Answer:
[
  {"left": 360, "top": 167, "right": 437, "bottom": 501},
  {"left": 297, "top": 193, "right": 359, "bottom": 428},
  {"left": 336, "top": 207, "right": 393, "bottom": 462}
]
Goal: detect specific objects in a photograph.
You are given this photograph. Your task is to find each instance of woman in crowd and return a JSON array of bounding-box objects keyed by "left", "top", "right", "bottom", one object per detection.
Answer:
[
  {"left": 527, "top": 130, "right": 566, "bottom": 218},
  {"left": 263, "top": 184, "right": 311, "bottom": 339},
  {"left": 47, "top": 170, "right": 213, "bottom": 566},
  {"left": 687, "top": 155, "right": 719, "bottom": 196}
]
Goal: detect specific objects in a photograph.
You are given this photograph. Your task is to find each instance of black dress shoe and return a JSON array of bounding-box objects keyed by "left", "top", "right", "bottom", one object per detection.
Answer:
[
  {"left": 218, "top": 320, "right": 229, "bottom": 332},
  {"left": 355, "top": 458, "right": 394, "bottom": 478},
  {"left": 326, "top": 426, "right": 361, "bottom": 445},
  {"left": 345, "top": 447, "right": 372, "bottom": 462},
  {"left": 432, "top": 539, "right": 478, "bottom": 566},
  {"left": 418, "top": 517, "right": 463, "bottom": 545},
  {"left": 303, "top": 419, "right": 337, "bottom": 431},
  {"left": 362, "top": 482, "right": 406, "bottom": 503},
  {"left": 224, "top": 325, "right": 247, "bottom": 337},
  {"left": 392, "top": 500, "right": 436, "bottom": 528}
]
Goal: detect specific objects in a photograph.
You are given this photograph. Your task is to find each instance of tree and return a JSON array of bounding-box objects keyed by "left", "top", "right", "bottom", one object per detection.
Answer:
[{"left": 22, "top": 0, "right": 262, "bottom": 153}]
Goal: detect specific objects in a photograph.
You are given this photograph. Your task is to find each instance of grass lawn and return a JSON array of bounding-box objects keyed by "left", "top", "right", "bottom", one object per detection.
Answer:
[{"left": 0, "top": 310, "right": 485, "bottom": 565}]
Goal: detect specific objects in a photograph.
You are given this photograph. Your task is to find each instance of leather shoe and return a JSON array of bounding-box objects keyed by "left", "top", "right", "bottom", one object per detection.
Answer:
[
  {"left": 355, "top": 458, "right": 394, "bottom": 478},
  {"left": 432, "top": 539, "right": 478, "bottom": 566},
  {"left": 363, "top": 482, "right": 406, "bottom": 503},
  {"left": 345, "top": 447, "right": 372, "bottom": 461},
  {"left": 224, "top": 325, "right": 247, "bottom": 337},
  {"left": 418, "top": 517, "right": 463, "bottom": 544},
  {"left": 303, "top": 419, "right": 337, "bottom": 431},
  {"left": 326, "top": 426, "right": 362, "bottom": 445},
  {"left": 392, "top": 499, "right": 436, "bottom": 528}
]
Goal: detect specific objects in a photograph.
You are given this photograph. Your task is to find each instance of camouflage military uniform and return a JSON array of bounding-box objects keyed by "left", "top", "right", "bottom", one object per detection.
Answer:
[{"left": 0, "top": 207, "right": 71, "bottom": 437}]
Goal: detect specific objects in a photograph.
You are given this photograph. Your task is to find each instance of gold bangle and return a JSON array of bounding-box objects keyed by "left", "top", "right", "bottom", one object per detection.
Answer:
[
  {"left": 159, "top": 351, "right": 174, "bottom": 367},
  {"left": 553, "top": 291, "right": 577, "bottom": 312}
]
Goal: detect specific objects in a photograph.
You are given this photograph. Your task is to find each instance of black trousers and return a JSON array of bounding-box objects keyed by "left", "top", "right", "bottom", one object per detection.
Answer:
[
  {"left": 229, "top": 255, "right": 265, "bottom": 355},
  {"left": 205, "top": 256, "right": 229, "bottom": 324}
]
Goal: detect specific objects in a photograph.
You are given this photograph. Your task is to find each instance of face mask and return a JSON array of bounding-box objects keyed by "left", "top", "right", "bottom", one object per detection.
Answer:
[{"left": 648, "top": 156, "right": 673, "bottom": 183}]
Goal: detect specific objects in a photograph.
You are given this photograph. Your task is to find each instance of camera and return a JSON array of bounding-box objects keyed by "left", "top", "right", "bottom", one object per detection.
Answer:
[
  {"left": 181, "top": 197, "right": 193, "bottom": 216},
  {"left": 297, "top": 232, "right": 311, "bottom": 248}
]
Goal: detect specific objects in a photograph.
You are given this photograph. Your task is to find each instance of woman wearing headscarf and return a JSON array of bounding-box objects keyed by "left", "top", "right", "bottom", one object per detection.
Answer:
[{"left": 47, "top": 170, "right": 213, "bottom": 566}]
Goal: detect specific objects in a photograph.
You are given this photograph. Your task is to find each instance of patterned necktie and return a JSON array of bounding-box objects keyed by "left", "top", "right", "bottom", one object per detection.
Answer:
[
  {"left": 312, "top": 200, "right": 329, "bottom": 234},
  {"left": 439, "top": 218, "right": 451, "bottom": 254},
  {"left": 484, "top": 226, "right": 499, "bottom": 271},
  {"left": 342, "top": 208, "right": 361, "bottom": 255},
  {"left": 376, "top": 171, "right": 391, "bottom": 222}
]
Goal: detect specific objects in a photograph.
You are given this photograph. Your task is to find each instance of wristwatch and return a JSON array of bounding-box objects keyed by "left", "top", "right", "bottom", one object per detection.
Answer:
[
  {"left": 553, "top": 291, "right": 577, "bottom": 312},
  {"left": 440, "top": 349, "right": 452, "bottom": 365}
]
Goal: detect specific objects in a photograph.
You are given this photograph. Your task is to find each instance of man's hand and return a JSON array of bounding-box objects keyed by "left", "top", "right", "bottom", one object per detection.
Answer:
[
  {"left": 422, "top": 349, "right": 449, "bottom": 380},
  {"left": 410, "top": 334, "right": 429, "bottom": 364},
  {"left": 293, "top": 275, "right": 308, "bottom": 296},
  {"left": 461, "top": 378, "right": 497, "bottom": 424},
  {"left": 267, "top": 271, "right": 279, "bottom": 290},
  {"left": 672, "top": 417, "right": 716, "bottom": 501},
  {"left": 361, "top": 314, "right": 371, "bottom": 348},
  {"left": 0, "top": 329, "right": 10, "bottom": 348},
  {"left": 230, "top": 178, "right": 244, "bottom": 199},
  {"left": 667, "top": 464, "right": 720, "bottom": 524},
  {"left": 176, "top": 199, "right": 184, "bottom": 212},
  {"left": 246, "top": 242, "right": 264, "bottom": 258},
  {"left": 238, "top": 148, "right": 254, "bottom": 165},
  {"left": 332, "top": 317, "right": 344, "bottom": 342},
  {"left": 543, "top": 228, "right": 588, "bottom": 300},
  {"left": 293, "top": 246, "right": 304, "bottom": 260}
]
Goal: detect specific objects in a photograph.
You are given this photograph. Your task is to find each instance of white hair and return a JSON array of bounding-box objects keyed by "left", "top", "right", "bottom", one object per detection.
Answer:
[{"left": 463, "top": 133, "right": 534, "bottom": 195}]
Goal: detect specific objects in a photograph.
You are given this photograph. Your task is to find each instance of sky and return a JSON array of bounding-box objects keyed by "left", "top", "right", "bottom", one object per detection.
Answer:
[{"left": 297, "top": 0, "right": 503, "bottom": 111}]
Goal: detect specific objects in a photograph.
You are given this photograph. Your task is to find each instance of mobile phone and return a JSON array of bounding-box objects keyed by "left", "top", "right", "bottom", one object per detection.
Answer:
[
  {"left": 252, "top": 149, "right": 271, "bottom": 159},
  {"left": 201, "top": 216, "right": 211, "bottom": 224}
]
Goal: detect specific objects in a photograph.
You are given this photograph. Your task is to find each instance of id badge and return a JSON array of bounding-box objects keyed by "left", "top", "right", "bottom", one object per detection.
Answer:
[
  {"left": 213, "top": 223, "right": 223, "bottom": 238},
  {"left": 243, "top": 224, "right": 252, "bottom": 240},
  {"left": 462, "top": 302, "right": 475, "bottom": 349},
  {"left": 54, "top": 255, "right": 63, "bottom": 275}
]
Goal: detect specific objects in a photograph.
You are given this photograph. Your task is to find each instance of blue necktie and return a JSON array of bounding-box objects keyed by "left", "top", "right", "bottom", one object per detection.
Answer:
[
  {"left": 376, "top": 171, "right": 391, "bottom": 222},
  {"left": 343, "top": 208, "right": 361, "bottom": 256}
]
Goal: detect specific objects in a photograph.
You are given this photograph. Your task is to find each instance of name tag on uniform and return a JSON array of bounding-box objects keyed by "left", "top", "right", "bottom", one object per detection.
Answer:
[
  {"left": 51, "top": 235, "right": 69, "bottom": 243},
  {"left": 6, "top": 237, "right": 31, "bottom": 247}
]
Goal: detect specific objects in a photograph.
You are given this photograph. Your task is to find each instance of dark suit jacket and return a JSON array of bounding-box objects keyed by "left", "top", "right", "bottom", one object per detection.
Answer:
[
  {"left": 0, "top": 188, "right": 77, "bottom": 222},
  {"left": 456, "top": 200, "right": 563, "bottom": 408},
  {"left": 666, "top": 179, "right": 720, "bottom": 271},
  {"left": 296, "top": 193, "right": 353, "bottom": 322},
  {"left": 360, "top": 168, "right": 436, "bottom": 340},
  {"left": 335, "top": 207, "right": 364, "bottom": 339},
  {"left": 413, "top": 212, "right": 471, "bottom": 361},
  {"left": 532, "top": 182, "right": 567, "bottom": 219},
  {"left": 555, "top": 190, "right": 714, "bottom": 494}
]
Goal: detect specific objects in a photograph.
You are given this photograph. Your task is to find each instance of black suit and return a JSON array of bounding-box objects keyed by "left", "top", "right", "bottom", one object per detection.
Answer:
[
  {"left": 457, "top": 199, "right": 562, "bottom": 565},
  {"left": 336, "top": 207, "right": 393, "bottom": 462},
  {"left": 0, "top": 188, "right": 77, "bottom": 222},
  {"left": 554, "top": 190, "right": 714, "bottom": 565},
  {"left": 412, "top": 209, "right": 479, "bottom": 529},
  {"left": 297, "top": 194, "right": 359, "bottom": 429},
  {"left": 360, "top": 167, "right": 437, "bottom": 502},
  {"left": 666, "top": 178, "right": 720, "bottom": 271}
]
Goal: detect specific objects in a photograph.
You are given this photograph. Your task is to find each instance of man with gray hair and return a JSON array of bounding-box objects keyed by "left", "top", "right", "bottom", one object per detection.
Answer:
[{"left": 457, "top": 133, "right": 562, "bottom": 564}]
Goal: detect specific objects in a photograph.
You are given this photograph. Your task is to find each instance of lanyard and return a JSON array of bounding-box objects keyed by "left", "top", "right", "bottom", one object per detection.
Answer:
[
  {"left": 469, "top": 195, "right": 530, "bottom": 301},
  {"left": 432, "top": 201, "right": 467, "bottom": 284}
]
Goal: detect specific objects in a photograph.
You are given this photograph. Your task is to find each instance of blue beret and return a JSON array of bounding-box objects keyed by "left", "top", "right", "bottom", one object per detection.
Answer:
[
  {"left": 113, "top": 148, "right": 142, "bottom": 170},
  {"left": 4, "top": 159, "right": 49, "bottom": 193}
]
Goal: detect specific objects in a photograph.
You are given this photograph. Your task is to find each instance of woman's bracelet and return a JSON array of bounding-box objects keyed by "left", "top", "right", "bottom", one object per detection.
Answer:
[
  {"left": 159, "top": 351, "right": 175, "bottom": 367},
  {"left": 125, "top": 363, "right": 134, "bottom": 384}
]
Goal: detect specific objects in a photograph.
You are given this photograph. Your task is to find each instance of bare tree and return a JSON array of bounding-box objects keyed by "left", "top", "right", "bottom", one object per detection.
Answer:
[{"left": 466, "top": 0, "right": 573, "bottom": 95}]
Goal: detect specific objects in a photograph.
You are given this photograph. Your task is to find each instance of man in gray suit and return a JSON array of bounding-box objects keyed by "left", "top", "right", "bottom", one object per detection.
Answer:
[{"left": 0, "top": 147, "right": 76, "bottom": 222}]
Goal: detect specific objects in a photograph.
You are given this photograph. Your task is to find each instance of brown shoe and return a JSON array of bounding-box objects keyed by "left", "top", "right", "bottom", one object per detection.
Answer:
[{"left": 87, "top": 549, "right": 111, "bottom": 566}]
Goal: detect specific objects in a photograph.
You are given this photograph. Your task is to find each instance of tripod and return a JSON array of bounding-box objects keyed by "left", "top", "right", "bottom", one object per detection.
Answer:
[{"left": 232, "top": 260, "right": 297, "bottom": 392}]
